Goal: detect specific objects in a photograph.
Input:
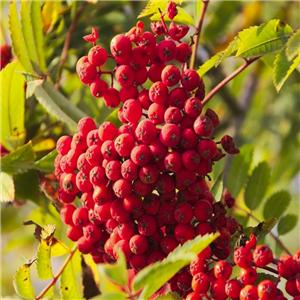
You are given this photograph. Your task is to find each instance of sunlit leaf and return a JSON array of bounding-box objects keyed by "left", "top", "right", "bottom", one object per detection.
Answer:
[
  {"left": 197, "top": 54, "right": 220, "bottom": 77},
  {"left": 211, "top": 171, "right": 223, "bottom": 202},
  {"left": 244, "top": 161, "right": 270, "bottom": 211},
  {"left": 42, "top": 1, "right": 61, "bottom": 34},
  {"left": 263, "top": 190, "right": 291, "bottom": 220},
  {"left": 273, "top": 44, "right": 300, "bottom": 92},
  {"left": 0, "top": 172, "right": 15, "bottom": 202},
  {"left": 138, "top": 1, "right": 170, "bottom": 18},
  {"left": 32, "top": 138, "right": 56, "bottom": 153},
  {"left": 236, "top": 20, "right": 293, "bottom": 58},
  {"left": 1, "top": 61, "right": 25, "bottom": 152},
  {"left": 36, "top": 239, "right": 53, "bottom": 280},
  {"left": 1, "top": 141, "right": 36, "bottom": 174},
  {"left": 277, "top": 214, "right": 298, "bottom": 235},
  {"left": 34, "top": 149, "right": 58, "bottom": 173},
  {"left": 9, "top": 1, "right": 34, "bottom": 72},
  {"left": 286, "top": 29, "right": 300, "bottom": 61},
  {"left": 51, "top": 238, "right": 70, "bottom": 257},
  {"left": 226, "top": 144, "right": 254, "bottom": 198},
  {"left": 13, "top": 258, "right": 36, "bottom": 299}
]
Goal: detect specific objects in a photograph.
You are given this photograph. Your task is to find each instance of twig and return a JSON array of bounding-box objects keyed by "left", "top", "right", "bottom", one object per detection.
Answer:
[
  {"left": 235, "top": 204, "right": 292, "bottom": 255},
  {"left": 56, "top": 2, "right": 88, "bottom": 89},
  {"left": 202, "top": 56, "right": 260, "bottom": 105},
  {"left": 189, "top": 1, "right": 209, "bottom": 70},
  {"left": 35, "top": 245, "right": 78, "bottom": 300}
]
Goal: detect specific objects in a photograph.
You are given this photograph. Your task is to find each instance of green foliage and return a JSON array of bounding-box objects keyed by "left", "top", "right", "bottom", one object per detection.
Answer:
[
  {"left": 1, "top": 142, "right": 36, "bottom": 174},
  {"left": 36, "top": 239, "right": 54, "bottom": 280},
  {"left": 13, "top": 258, "right": 36, "bottom": 299},
  {"left": 263, "top": 190, "right": 291, "bottom": 219},
  {"left": 256, "top": 273, "right": 277, "bottom": 284},
  {"left": 14, "top": 170, "right": 39, "bottom": 201},
  {"left": 1, "top": 61, "right": 25, "bottom": 151},
  {"left": 244, "top": 162, "right": 271, "bottom": 211},
  {"left": 226, "top": 144, "right": 254, "bottom": 198},
  {"left": 286, "top": 29, "right": 300, "bottom": 60},
  {"left": 0, "top": 172, "right": 15, "bottom": 202},
  {"left": 211, "top": 171, "right": 224, "bottom": 202},
  {"left": 34, "top": 149, "right": 57, "bottom": 173},
  {"left": 278, "top": 213, "right": 298, "bottom": 235}
]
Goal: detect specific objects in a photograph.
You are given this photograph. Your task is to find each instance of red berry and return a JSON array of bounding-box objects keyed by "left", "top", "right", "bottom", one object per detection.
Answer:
[
  {"left": 257, "top": 280, "right": 278, "bottom": 300},
  {"left": 253, "top": 245, "right": 273, "bottom": 267}
]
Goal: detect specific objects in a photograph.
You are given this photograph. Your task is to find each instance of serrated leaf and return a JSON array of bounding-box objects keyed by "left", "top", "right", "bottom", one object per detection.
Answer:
[
  {"left": 34, "top": 149, "right": 58, "bottom": 173},
  {"left": 42, "top": 80, "right": 87, "bottom": 123},
  {"left": 13, "top": 259, "right": 36, "bottom": 299},
  {"left": 133, "top": 233, "right": 218, "bottom": 300},
  {"left": 256, "top": 273, "right": 277, "bottom": 285},
  {"left": 36, "top": 239, "right": 53, "bottom": 280},
  {"left": 31, "top": 1, "right": 47, "bottom": 73},
  {"left": 97, "top": 250, "right": 128, "bottom": 286},
  {"left": 244, "top": 218, "right": 279, "bottom": 242},
  {"left": 0, "top": 172, "right": 15, "bottom": 202},
  {"left": 1, "top": 141, "right": 36, "bottom": 174},
  {"left": 60, "top": 256, "right": 83, "bottom": 300},
  {"left": 244, "top": 161, "right": 270, "bottom": 211},
  {"left": 286, "top": 29, "right": 300, "bottom": 61},
  {"left": 226, "top": 144, "right": 254, "bottom": 198},
  {"left": 138, "top": 1, "right": 169, "bottom": 18},
  {"left": 18, "top": 71, "right": 45, "bottom": 98},
  {"left": 1, "top": 61, "right": 25, "bottom": 152},
  {"left": 273, "top": 44, "right": 300, "bottom": 92},
  {"left": 263, "top": 190, "right": 291, "bottom": 220},
  {"left": 42, "top": 1, "right": 61, "bottom": 34},
  {"left": 20, "top": 2, "right": 39, "bottom": 72},
  {"left": 211, "top": 171, "right": 223, "bottom": 202},
  {"left": 150, "top": 7, "right": 195, "bottom": 27},
  {"left": 34, "top": 84, "right": 77, "bottom": 131},
  {"left": 197, "top": 54, "right": 220, "bottom": 77},
  {"left": 154, "top": 292, "right": 182, "bottom": 300},
  {"left": 9, "top": 2, "right": 34, "bottom": 72},
  {"left": 277, "top": 214, "right": 298, "bottom": 235},
  {"left": 236, "top": 20, "right": 293, "bottom": 58}
]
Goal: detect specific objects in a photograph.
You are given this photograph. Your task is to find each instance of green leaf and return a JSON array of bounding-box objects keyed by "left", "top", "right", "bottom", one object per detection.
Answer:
[
  {"left": 244, "top": 161, "right": 270, "bottom": 211},
  {"left": 1, "top": 141, "right": 36, "bottom": 174},
  {"left": 236, "top": 20, "right": 293, "bottom": 58},
  {"left": 31, "top": 1, "right": 47, "bottom": 73},
  {"left": 34, "top": 84, "right": 77, "bottom": 131},
  {"left": 138, "top": 1, "right": 169, "bottom": 18},
  {"left": 273, "top": 44, "right": 300, "bottom": 92},
  {"left": 42, "top": 80, "right": 87, "bottom": 124},
  {"left": 19, "top": 71, "right": 45, "bottom": 98},
  {"left": 36, "top": 239, "right": 53, "bottom": 280},
  {"left": 98, "top": 250, "right": 128, "bottom": 286},
  {"left": 154, "top": 292, "right": 182, "bottom": 300},
  {"left": 263, "top": 190, "right": 291, "bottom": 220},
  {"left": 277, "top": 214, "right": 298, "bottom": 235},
  {"left": 256, "top": 273, "right": 277, "bottom": 285},
  {"left": 226, "top": 144, "right": 254, "bottom": 198},
  {"left": 14, "top": 169, "right": 39, "bottom": 201},
  {"left": 150, "top": 7, "right": 195, "bottom": 27},
  {"left": 9, "top": 2, "right": 34, "bottom": 72},
  {"left": 0, "top": 172, "right": 15, "bottom": 202},
  {"left": 60, "top": 256, "right": 82, "bottom": 300},
  {"left": 1, "top": 61, "right": 26, "bottom": 152},
  {"left": 41, "top": 1, "right": 61, "bottom": 34},
  {"left": 286, "top": 29, "right": 300, "bottom": 61},
  {"left": 105, "top": 109, "right": 122, "bottom": 128},
  {"left": 197, "top": 54, "right": 220, "bottom": 77},
  {"left": 211, "top": 171, "right": 223, "bottom": 202},
  {"left": 20, "top": 1, "right": 39, "bottom": 72},
  {"left": 34, "top": 149, "right": 58, "bottom": 173},
  {"left": 244, "top": 218, "right": 279, "bottom": 242},
  {"left": 133, "top": 233, "right": 218, "bottom": 300},
  {"left": 13, "top": 258, "right": 36, "bottom": 299}
]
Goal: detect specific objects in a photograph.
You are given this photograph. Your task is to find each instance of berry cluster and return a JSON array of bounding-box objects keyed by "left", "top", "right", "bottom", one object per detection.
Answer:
[{"left": 188, "top": 237, "right": 300, "bottom": 300}]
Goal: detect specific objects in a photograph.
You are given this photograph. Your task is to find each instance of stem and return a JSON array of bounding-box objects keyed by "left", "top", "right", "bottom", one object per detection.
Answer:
[
  {"left": 202, "top": 56, "right": 260, "bottom": 105},
  {"left": 235, "top": 204, "right": 292, "bottom": 255},
  {"left": 35, "top": 245, "right": 77, "bottom": 300},
  {"left": 254, "top": 264, "right": 279, "bottom": 275},
  {"left": 56, "top": 2, "right": 88, "bottom": 89},
  {"left": 189, "top": 1, "right": 209, "bottom": 70}
]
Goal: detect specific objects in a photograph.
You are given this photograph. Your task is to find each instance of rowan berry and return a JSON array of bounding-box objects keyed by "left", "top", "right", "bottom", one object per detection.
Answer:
[
  {"left": 157, "top": 39, "right": 177, "bottom": 62},
  {"left": 253, "top": 245, "right": 273, "bottom": 267},
  {"left": 234, "top": 246, "right": 253, "bottom": 268},
  {"left": 257, "top": 280, "right": 278, "bottom": 300},
  {"left": 214, "top": 260, "right": 233, "bottom": 282}
]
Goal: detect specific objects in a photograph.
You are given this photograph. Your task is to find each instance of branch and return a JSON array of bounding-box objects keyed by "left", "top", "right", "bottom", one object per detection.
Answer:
[
  {"left": 202, "top": 56, "right": 260, "bottom": 106},
  {"left": 56, "top": 2, "right": 88, "bottom": 89},
  {"left": 235, "top": 204, "right": 292, "bottom": 256},
  {"left": 35, "top": 245, "right": 78, "bottom": 300},
  {"left": 189, "top": 1, "right": 209, "bottom": 70}
]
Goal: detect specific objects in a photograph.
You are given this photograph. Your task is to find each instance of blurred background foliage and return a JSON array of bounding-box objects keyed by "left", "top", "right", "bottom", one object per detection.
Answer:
[{"left": 1, "top": 1, "right": 299, "bottom": 298}]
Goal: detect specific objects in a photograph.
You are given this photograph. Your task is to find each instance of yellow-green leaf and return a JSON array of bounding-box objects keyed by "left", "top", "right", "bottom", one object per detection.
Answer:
[
  {"left": 286, "top": 29, "right": 300, "bottom": 61},
  {"left": 42, "top": 1, "right": 61, "bottom": 34},
  {"left": 36, "top": 239, "right": 53, "bottom": 280},
  {"left": 13, "top": 258, "right": 36, "bottom": 299},
  {"left": 1, "top": 61, "right": 26, "bottom": 152},
  {"left": 50, "top": 238, "right": 70, "bottom": 257},
  {"left": 0, "top": 172, "right": 15, "bottom": 202}
]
